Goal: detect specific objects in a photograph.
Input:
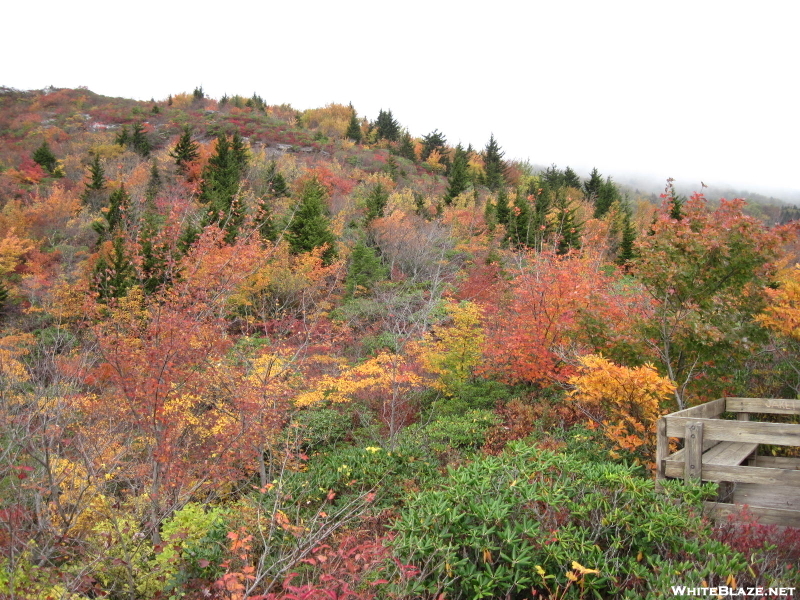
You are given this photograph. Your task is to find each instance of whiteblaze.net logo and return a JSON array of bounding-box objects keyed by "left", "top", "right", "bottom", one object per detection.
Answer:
[{"left": 671, "top": 586, "right": 795, "bottom": 597}]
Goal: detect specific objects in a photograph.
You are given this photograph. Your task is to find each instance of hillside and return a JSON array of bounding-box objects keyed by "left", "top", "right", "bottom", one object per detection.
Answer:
[{"left": 0, "top": 87, "right": 798, "bottom": 598}]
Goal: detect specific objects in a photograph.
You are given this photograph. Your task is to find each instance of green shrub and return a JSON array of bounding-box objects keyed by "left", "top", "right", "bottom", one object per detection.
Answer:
[
  {"left": 391, "top": 441, "right": 754, "bottom": 599},
  {"left": 293, "top": 408, "right": 351, "bottom": 451}
]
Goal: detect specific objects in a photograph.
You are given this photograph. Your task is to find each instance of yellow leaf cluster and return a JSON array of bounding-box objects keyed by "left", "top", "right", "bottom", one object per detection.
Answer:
[
  {"left": 419, "top": 301, "right": 485, "bottom": 396},
  {"left": 569, "top": 354, "right": 675, "bottom": 466},
  {"left": 758, "top": 265, "right": 800, "bottom": 341},
  {"left": 295, "top": 352, "right": 420, "bottom": 407}
]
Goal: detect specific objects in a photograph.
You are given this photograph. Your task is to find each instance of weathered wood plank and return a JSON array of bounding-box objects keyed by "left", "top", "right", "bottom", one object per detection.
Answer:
[
  {"left": 665, "top": 418, "right": 800, "bottom": 446},
  {"left": 748, "top": 456, "right": 800, "bottom": 469},
  {"left": 702, "top": 442, "right": 758, "bottom": 466},
  {"left": 704, "top": 502, "right": 800, "bottom": 527},
  {"left": 733, "top": 484, "right": 800, "bottom": 511},
  {"left": 664, "top": 463, "right": 800, "bottom": 486},
  {"left": 666, "top": 397, "right": 726, "bottom": 420},
  {"left": 685, "top": 421, "right": 703, "bottom": 482},
  {"left": 656, "top": 417, "right": 668, "bottom": 483},
  {"left": 725, "top": 398, "right": 800, "bottom": 415}
]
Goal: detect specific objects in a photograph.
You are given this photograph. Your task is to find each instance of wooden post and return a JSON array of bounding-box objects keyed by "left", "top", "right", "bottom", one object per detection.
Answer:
[
  {"left": 655, "top": 418, "right": 668, "bottom": 491},
  {"left": 685, "top": 421, "right": 704, "bottom": 482}
]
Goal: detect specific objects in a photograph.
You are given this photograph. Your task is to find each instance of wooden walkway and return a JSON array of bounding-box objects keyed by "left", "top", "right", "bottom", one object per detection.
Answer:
[{"left": 655, "top": 397, "right": 800, "bottom": 527}]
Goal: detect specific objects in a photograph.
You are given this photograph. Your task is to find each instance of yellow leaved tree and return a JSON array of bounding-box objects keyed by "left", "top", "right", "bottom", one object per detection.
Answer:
[
  {"left": 757, "top": 264, "right": 800, "bottom": 396},
  {"left": 569, "top": 354, "right": 675, "bottom": 468}
]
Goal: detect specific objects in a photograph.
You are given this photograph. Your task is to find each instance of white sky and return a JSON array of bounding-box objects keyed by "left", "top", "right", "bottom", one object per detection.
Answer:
[{"left": 3, "top": 0, "right": 799, "bottom": 197}]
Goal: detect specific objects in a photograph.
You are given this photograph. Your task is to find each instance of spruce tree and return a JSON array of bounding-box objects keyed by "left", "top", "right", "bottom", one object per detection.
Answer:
[
  {"left": 346, "top": 241, "right": 388, "bottom": 297},
  {"left": 286, "top": 177, "right": 337, "bottom": 265},
  {"left": 82, "top": 153, "right": 106, "bottom": 209},
  {"left": 138, "top": 212, "right": 169, "bottom": 294},
  {"left": 554, "top": 192, "right": 582, "bottom": 254},
  {"left": 256, "top": 197, "right": 278, "bottom": 242},
  {"left": 397, "top": 131, "right": 416, "bottom": 161},
  {"left": 564, "top": 166, "right": 581, "bottom": 189},
  {"left": 583, "top": 167, "right": 603, "bottom": 203},
  {"left": 483, "top": 134, "right": 506, "bottom": 191},
  {"left": 199, "top": 134, "right": 246, "bottom": 242},
  {"left": 94, "top": 236, "right": 135, "bottom": 300},
  {"left": 365, "top": 183, "right": 389, "bottom": 222},
  {"left": 32, "top": 141, "right": 58, "bottom": 174},
  {"left": 594, "top": 177, "right": 621, "bottom": 218},
  {"left": 617, "top": 203, "right": 637, "bottom": 266},
  {"left": 105, "top": 184, "right": 130, "bottom": 235},
  {"left": 374, "top": 109, "right": 400, "bottom": 141},
  {"left": 170, "top": 126, "right": 200, "bottom": 173},
  {"left": 507, "top": 192, "right": 532, "bottom": 248},
  {"left": 345, "top": 104, "right": 362, "bottom": 143},
  {"left": 130, "top": 123, "right": 151, "bottom": 157},
  {"left": 145, "top": 161, "right": 161, "bottom": 202},
  {"left": 444, "top": 143, "right": 469, "bottom": 205},
  {"left": 420, "top": 130, "right": 447, "bottom": 162},
  {"left": 494, "top": 187, "right": 511, "bottom": 226}
]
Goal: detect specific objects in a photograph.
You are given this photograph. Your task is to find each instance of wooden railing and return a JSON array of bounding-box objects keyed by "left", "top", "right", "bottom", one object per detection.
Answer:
[{"left": 655, "top": 397, "right": 800, "bottom": 527}]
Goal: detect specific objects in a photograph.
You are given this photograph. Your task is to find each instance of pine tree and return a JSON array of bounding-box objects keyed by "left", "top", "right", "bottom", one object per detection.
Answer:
[
  {"left": 345, "top": 104, "right": 362, "bottom": 143},
  {"left": 507, "top": 192, "right": 532, "bottom": 248},
  {"left": 170, "top": 126, "right": 200, "bottom": 173},
  {"left": 564, "top": 166, "right": 581, "bottom": 189},
  {"left": 115, "top": 126, "right": 130, "bottom": 147},
  {"left": 494, "top": 187, "right": 511, "bottom": 226},
  {"left": 193, "top": 86, "right": 205, "bottom": 102},
  {"left": 94, "top": 236, "right": 135, "bottom": 300},
  {"left": 346, "top": 241, "right": 387, "bottom": 297},
  {"left": 32, "top": 140, "right": 58, "bottom": 174},
  {"left": 199, "top": 134, "right": 246, "bottom": 243},
  {"left": 594, "top": 177, "right": 621, "bottom": 218},
  {"left": 554, "top": 192, "right": 582, "bottom": 254},
  {"left": 444, "top": 143, "right": 469, "bottom": 205},
  {"left": 256, "top": 197, "right": 278, "bottom": 242},
  {"left": 145, "top": 161, "right": 161, "bottom": 202},
  {"left": 483, "top": 134, "right": 506, "bottom": 191},
  {"left": 617, "top": 202, "right": 637, "bottom": 266},
  {"left": 420, "top": 130, "right": 447, "bottom": 162},
  {"left": 105, "top": 184, "right": 130, "bottom": 235},
  {"left": 130, "top": 123, "right": 151, "bottom": 157},
  {"left": 583, "top": 168, "right": 603, "bottom": 204},
  {"left": 374, "top": 109, "right": 400, "bottom": 141},
  {"left": 286, "top": 177, "right": 337, "bottom": 264},
  {"left": 82, "top": 153, "right": 106, "bottom": 209},
  {"left": 365, "top": 183, "right": 389, "bottom": 222},
  {"left": 230, "top": 132, "right": 249, "bottom": 176},
  {"left": 397, "top": 131, "right": 416, "bottom": 161},
  {"left": 138, "top": 212, "right": 169, "bottom": 294}
]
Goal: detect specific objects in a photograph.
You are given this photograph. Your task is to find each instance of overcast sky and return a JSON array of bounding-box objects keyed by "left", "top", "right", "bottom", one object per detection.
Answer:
[{"left": 4, "top": 0, "right": 798, "bottom": 197}]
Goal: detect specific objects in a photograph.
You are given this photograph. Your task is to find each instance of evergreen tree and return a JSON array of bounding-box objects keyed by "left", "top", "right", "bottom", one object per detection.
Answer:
[
  {"left": 507, "top": 192, "right": 532, "bottom": 248},
  {"left": 138, "top": 212, "right": 169, "bottom": 295},
  {"left": 193, "top": 86, "right": 205, "bottom": 102},
  {"left": 564, "top": 166, "right": 581, "bottom": 189},
  {"left": 81, "top": 153, "right": 106, "bottom": 208},
  {"left": 32, "top": 140, "right": 58, "bottom": 174},
  {"left": 170, "top": 126, "right": 200, "bottom": 173},
  {"left": 663, "top": 179, "right": 685, "bottom": 220},
  {"left": 594, "top": 177, "right": 621, "bottom": 218},
  {"left": 345, "top": 104, "right": 362, "bottom": 143},
  {"left": 145, "top": 161, "right": 161, "bottom": 202},
  {"left": 365, "top": 183, "right": 389, "bottom": 222},
  {"left": 115, "top": 126, "right": 130, "bottom": 147},
  {"left": 0, "top": 280, "right": 8, "bottom": 316},
  {"left": 583, "top": 167, "right": 603, "bottom": 203},
  {"left": 256, "top": 197, "right": 278, "bottom": 242},
  {"left": 346, "top": 241, "right": 388, "bottom": 297},
  {"left": 230, "top": 132, "right": 249, "bottom": 176},
  {"left": 413, "top": 191, "right": 427, "bottom": 218},
  {"left": 286, "top": 177, "right": 337, "bottom": 265},
  {"left": 199, "top": 134, "right": 246, "bottom": 243},
  {"left": 130, "top": 123, "right": 151, "bottom": 157},
  {"left": 374, "top": 109, "right": 400, "bottom": 141},
  {"left": 420, "top": 129, "right": 447, "bottom": 162},
  {"left": 617, "top": 202, "right": 637, "bottom": 266},
  {"left": 494, "top": 187, "right": 511, "bottom": 226},
  {"left": 105, "top": 184, "right": 130, "bottom": 235},
  {"left": 483, "top": 134, "right": 506, "bottom": 191},
  {"left": 219, "top": 94, "right": 229, "bottom": 108},
  {"left": 554, "top": 192, "right": 582, "bottom": 254},
  {"left": 397, "top": 131, "right": 416, "bottom": 161},
  {"left": 383, "top": 155, "right": 400, "bottom": 181},
  {"left": 94, "top": 236, "right": 135, "bottom": 300},
  {"left": 444, "top": 143, "right": 469, "bottom": 205},
  {"left": 177, "top": 221, "right": 201, "bottom": 255},
  {"left": 522, "top": 183, "right": 554, "bottom": 250}
]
